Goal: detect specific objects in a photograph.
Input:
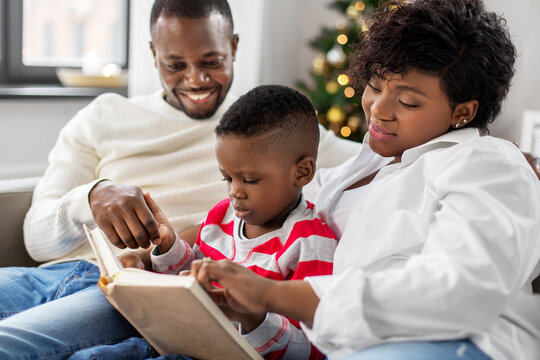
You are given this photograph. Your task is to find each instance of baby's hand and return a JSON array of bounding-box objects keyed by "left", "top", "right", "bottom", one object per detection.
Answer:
[
  {"left": 118, "top": 252, "right": 145, "bottom": 269},
  {"left": 143, "top": 193, "right": 177, "bottom": 253}
]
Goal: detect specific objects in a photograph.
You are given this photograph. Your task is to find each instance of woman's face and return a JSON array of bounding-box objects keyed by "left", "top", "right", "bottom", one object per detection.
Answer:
[{"left": 361, "top": 68, "right": 454, "bottom": 160}]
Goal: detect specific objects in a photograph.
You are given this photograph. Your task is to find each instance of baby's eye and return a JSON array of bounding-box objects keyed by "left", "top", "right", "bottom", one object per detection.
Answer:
[
  {"left": 222, "top": 177, "right": 232, "bottom": 183},
  {"left": 243, "top": 179, "right": 260, "bottom": 185}
]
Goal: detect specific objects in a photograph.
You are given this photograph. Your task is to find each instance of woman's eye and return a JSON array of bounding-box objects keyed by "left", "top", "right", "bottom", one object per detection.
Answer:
[
  {"left": 367, "top": 83, "right": 381, "bottom": 92},
  {"left": 399, "top": 100, "right": 419, "bottom": 109}
]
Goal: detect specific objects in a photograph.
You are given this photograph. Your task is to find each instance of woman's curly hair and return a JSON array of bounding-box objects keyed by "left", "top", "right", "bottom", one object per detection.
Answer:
[{"left": 349, "top": 0, "right": 516, "bottom": 131}]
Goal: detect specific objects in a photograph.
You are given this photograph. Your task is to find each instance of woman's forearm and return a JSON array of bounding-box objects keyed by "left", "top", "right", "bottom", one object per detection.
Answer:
[{"left": 268, "top": 280, "right": 319, "bottom": 327}]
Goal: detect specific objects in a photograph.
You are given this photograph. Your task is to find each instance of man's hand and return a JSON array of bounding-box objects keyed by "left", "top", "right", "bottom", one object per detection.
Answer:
[{"left": 89, "top": 180, "right": 160, "bottom": 249}]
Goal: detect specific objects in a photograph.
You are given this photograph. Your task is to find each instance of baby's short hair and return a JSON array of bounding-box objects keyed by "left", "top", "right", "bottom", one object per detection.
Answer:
[{"left": 216, "top": 85, "right": 320, "bottom": 161}]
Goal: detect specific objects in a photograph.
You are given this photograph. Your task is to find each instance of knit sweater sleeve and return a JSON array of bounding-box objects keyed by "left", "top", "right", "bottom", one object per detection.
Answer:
[{"left": 23, "top": 97, "right": 105, "bottom": 262}]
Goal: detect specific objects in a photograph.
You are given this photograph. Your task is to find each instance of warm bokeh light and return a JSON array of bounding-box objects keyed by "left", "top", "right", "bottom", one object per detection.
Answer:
[
  {"left": 312, "top": 55, "right": 326, "bottom": 75},
  {"left": 325, "top": 81, "right": 339, "bottom": 94},
  {"left": 327, "top": 105, "right": 346, "bottom": 124},
  {"left": 347, "top": 116, "right": 361, "bottom": 131},
  {"left": 340, "top": 126, "right": 352, "bottom": 137},
  {"left": 337, "top": 74, "right": 350, "bottom": 86},
  {"left": 337, "top": 34, "right": 348, "bottom": 45},
  {"left": 344, "top": 86, "right": 355, "bottom": 98},
  {"left": 355, "top": 1, "right": 366, "bottom": 11},
  {"left": 346, "top": 5, "right": 358, "bottom": 18}
]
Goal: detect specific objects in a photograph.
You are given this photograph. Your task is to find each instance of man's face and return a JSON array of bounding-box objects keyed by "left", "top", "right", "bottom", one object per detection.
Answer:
[{"left": 150, "top": 14, "right": 238, "bottom": 119}]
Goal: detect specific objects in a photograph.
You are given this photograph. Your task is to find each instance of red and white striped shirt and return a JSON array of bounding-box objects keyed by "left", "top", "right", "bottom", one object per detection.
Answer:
[{"left": 152, "top": 196, "right": 337, "bottom": 360}]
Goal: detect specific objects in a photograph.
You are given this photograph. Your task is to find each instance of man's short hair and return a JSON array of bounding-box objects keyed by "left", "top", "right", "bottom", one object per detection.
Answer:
[
  {"left": 150, "top": 0, "right": 234, "bottom": 32},
  {"left": 216, "top": 85, "right": 320, "bottom": 161}
]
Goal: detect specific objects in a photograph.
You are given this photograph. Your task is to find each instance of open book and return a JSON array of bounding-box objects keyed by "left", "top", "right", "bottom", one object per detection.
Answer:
[{"left": 84, "top": 224, "right": 262, "bottom": 360}]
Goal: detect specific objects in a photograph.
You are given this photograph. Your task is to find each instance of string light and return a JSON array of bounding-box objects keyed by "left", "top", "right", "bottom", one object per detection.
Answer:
[
  {"left": 337, "top": 34, "right": 348, "bottom": 45},
  {"left": 337, "top": 74, "right": 349, "bottom": 86},
  {"left": 326, "top": 81, "right": 339, "bottom": 94},
  {"left": 344, "top": 87, "right": 355, "bottom": 98},
  {"left": 340, "top": 126, "right": 352, "bottom": 137},
  {"left": 347, "top": 116, "right": 361, "bottom": 131},
  {"left": 335, "top": 19, "right": 346, "bottom": 30},
  {"left": 327, "top": 105, "right": 346, "bottom": 124},
  {"left": 346, "top": 5, "right": 358, "bottom": 18},
  {"left": 355, "top": 1, "right": 366, "bottom": 11},
  {"left": 312, "top": 55, "right": 327, "bottom": 75}
]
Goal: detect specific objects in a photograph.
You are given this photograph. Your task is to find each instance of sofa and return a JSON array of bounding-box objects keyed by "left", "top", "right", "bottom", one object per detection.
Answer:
[
  {"left": 0, "top": 177, "right": 41, "bottom": 267},
  {"left": 0, "top": 177, "right": 538, "bottom": 293}
]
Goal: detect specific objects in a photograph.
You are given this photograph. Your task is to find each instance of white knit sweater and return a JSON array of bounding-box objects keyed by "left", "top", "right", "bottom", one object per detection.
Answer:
[{"left": 23, "top": 90, "right": 361, "bottom": 264}]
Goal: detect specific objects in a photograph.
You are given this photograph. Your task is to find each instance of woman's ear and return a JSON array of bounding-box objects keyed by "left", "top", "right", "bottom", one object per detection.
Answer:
[
  {"left": 295, "top": 157, "right": 316, "bottom": 187},
  {"left": 451, "top": 100, "right": 479, "bottom": 129}
]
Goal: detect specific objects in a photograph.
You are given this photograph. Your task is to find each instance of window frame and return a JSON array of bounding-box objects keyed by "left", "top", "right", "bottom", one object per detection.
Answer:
[{"left": 0, "top": 0, "right": 130, "bottom": 86}]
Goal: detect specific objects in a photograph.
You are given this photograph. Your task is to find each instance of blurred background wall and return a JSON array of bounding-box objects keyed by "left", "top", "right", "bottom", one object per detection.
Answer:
[{"left": 0, "top": 0, "right": 538, "bottom": 179}]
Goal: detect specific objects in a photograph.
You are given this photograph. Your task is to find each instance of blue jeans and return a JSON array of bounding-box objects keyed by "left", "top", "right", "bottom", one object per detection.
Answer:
[
  {"left": 0, "top": 261, "right": 139, "bottom": 360},
  {"left": 68, "top": 337, "right": 193, "bottom": 360},
  {"left": 343, "top": 339, "right": 491, "bottom": 360},
  {"left": 70, "top": 338, "right": 491, "bottom": 360}
]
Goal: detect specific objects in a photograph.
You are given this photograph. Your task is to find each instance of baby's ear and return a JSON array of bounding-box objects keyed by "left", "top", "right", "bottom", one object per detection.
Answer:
[{"left": 295, "top": 156, "right": 316, "bottom": 187}]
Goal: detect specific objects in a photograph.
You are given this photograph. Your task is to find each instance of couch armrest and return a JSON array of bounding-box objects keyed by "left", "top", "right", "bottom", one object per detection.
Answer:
[{"left": 0, "top": 177, "right": 41, "bottom": 267}]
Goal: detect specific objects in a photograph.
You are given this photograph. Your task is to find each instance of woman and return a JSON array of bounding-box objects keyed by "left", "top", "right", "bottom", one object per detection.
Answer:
[{"left": 192, "top": 1, "right": 540, "bottom": 359}]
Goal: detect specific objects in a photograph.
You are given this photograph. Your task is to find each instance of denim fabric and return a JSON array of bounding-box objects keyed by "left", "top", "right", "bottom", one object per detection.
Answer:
[
  {"left": 68, "top": 337, "right": 194, "bottom": 360},
  {"left": 0, "top": 261, "right": 139, "bottom": 360},
  {"left": 0, "top": 261, "right": 100, "bottom": 319},
  {"left": 342, "top": 340, "right": 492, "bottom": 360}
]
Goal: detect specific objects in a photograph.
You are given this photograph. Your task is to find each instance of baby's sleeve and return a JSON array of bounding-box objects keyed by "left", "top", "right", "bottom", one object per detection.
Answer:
[{"left": 150, "top": 235, "right": 195, "bottom": 274}]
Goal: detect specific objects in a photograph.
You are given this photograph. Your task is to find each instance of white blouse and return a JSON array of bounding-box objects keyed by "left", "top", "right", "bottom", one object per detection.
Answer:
[{"left": 303, "top": 129, "right": 540, "bottom": 360}]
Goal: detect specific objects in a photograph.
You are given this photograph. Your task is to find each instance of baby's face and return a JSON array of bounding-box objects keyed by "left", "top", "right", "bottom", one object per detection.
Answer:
[{"left": 215, "top": 134, "right": 301, "bottom": 235}]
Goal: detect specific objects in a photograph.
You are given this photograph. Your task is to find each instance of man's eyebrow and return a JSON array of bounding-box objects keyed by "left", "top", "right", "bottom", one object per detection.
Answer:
[
  {"left": 395, "top": 85, "right": 428, "bottom": 97},
  {"left": 166, "top": 51, "right": 223, "bottom": 60}
]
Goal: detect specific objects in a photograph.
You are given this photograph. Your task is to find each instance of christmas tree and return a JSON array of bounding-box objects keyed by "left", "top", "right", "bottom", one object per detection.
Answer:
[{"left": 297, "top": 0, "right": 386, "bottom": 142}]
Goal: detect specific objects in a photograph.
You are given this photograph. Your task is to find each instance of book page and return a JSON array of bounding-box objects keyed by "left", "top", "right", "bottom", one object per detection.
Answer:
[
  {"left": 83, "top": 224, "right": 123, "bottom": 276},
  {"left": 106, "top": 271, "right": 262, "bottom": 359},
  {"left": 84, "top": 224, "right": 262, "bottom": 359}
]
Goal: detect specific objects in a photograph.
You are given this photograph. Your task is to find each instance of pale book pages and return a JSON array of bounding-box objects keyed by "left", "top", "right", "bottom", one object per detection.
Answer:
[{"left": 83, "top": 225, "right": 263, "bottom": 360}]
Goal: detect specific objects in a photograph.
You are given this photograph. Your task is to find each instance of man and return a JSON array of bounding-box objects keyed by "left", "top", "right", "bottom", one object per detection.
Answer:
[{"left": 0, "top": 0, "right": 359, "bottom": 358}]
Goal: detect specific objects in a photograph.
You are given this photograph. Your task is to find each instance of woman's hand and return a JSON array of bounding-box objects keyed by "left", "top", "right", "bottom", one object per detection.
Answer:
[
  {"left": 217, "top": 303, "right": 266, "bottom": 333},
  {"left": 191, "top": 259, "right": 321, "bottom": 326},
  {"left": 191, "top": 259, "right": 275, "bottom": 315}
]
